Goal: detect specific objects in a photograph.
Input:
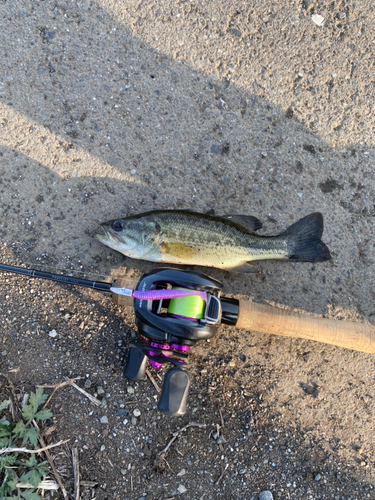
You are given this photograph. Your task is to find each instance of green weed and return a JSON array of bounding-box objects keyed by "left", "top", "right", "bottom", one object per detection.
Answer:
[{"left": 0, "top": 388, "right": 54, "bottom": 500}]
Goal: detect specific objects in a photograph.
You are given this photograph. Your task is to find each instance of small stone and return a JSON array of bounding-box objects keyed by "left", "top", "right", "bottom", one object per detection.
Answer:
[
  {"left": 123, "top": 419, "right": 128, "bottom": 425},
  {"left": 121, "top": 469, "right": 126, "bottom": 475},
  {"left": 84, "top": 379, "right": 92, "bottom": 389},
  {"left": 100, "top": 445, "right": 105, "bottom": 451},
  {"left": 133, "top": 408, "right": 141, "bottom": 417},
  {"left": 210, "top": 144, "right": 222, "bottom": 154},
  {"left": 315, "top": 473, "right": 321, "bottom": 481},
  {"left": 49, "top": 330, "right": 57, "bottom": 338},
  {"left": 131, "top": 417, "right": 137, "bottom": 425},
  {"left": 177, "top": 469, "right": 186, "bottom": 477},
  {"left": 311, "top": 14, "right": 324, "bottom": 26},
  {"left": 97, "top": 387, "right": 105, "bottom": 395},
  {"left": 177, "top": 484, "right": 187, "bottom": 494},
  {"left": 116, "top": 409, "right": 129, "bottom": 416},
  {"left": 127, "top": 386, "right": 135, "bottom": 394},
  {"left": 100, "top": 416, "right": 108, "bottom": 424},
  {"left": 259, "top": 491, "right": 273, "bottom": 500}
]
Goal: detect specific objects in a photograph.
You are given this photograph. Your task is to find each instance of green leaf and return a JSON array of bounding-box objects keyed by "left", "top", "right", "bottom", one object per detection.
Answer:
[
  {"left": 24, "top": 454, "right": 38, "bottom": 467},
  {"left": 21, "top": 427, "right": 39, "bottom": 446},
  {"left": 34, "top": 409, "right": 53, "bottom": 422},
  {"left": 0, "top": 399, "right": 10, "bottom": 413},
  {"left": 30, "top": 389, "right": 48, "bottom": 411},
  {"left": 22, "top": 389, "right": 48, "bottom": 423},
  {"left": 0, "top": 417, "right": 10, "bottom": 426},
  {"left": 0, "top": 467, "right": 16, "bottom": 496},
  {"left": 21, "top": 404, "right": 35, "bottom": 423},
  {"left": 13, "top": 421, "right": 26, "bottom": 438},
  {"left": 0, "top": 423, "right": 13, "bottom": 438},
  {"left": 21, "top": 490, "right": 42, "bottom": 500},
  {"left": 0, "top": 436, "right": 11, "bottom": 447},
  {"left": 1, "top": 454, "right": 17, "bottom": 466},
  {"left": 20, "top": 468, "right": 43, "bottom": 489}
]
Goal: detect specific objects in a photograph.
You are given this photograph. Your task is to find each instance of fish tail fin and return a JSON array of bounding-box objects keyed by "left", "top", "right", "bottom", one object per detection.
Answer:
[{"left": 280, "top": 213, "right": 331, "bottom": 262}]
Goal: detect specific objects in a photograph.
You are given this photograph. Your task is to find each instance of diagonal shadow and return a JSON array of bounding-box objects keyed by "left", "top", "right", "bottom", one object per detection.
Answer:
[{"left": 0, "top": 0, "right": 375, "bottom": 494}]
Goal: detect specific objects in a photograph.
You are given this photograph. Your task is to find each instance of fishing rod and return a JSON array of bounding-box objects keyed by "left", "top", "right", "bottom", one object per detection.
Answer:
[{"left": 1, "top": 263, "right": 375, "bottom": 416}]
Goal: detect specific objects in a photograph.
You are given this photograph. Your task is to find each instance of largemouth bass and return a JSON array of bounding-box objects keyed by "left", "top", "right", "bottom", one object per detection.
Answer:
[{"left": 95, "top": 210, "right": 331, "bottom": 273}]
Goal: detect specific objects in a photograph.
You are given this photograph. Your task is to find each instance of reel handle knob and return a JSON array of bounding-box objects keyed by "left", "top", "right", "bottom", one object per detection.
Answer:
[
  {"left": 157, "top": 367, "right": 191, "bottom": 416},
  {"left": 123, "top": 346, "right": 147, "bottom": 381}
]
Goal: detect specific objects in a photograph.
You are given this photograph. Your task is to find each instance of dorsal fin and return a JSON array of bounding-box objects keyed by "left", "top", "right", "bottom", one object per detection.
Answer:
[{"left": 222, "top": 214, "right": 263, "bottom": 233}]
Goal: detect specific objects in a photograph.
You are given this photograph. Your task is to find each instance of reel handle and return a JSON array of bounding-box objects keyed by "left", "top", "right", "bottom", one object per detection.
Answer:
[
  {"left": 236, "top": 299, "right": 375, "bottom": 354},
  {"left": 157, "top": 367, "right": 191, "bottom": 417},
  {"left": 123, "top": 346, "right": 147, "bottom": 381}
]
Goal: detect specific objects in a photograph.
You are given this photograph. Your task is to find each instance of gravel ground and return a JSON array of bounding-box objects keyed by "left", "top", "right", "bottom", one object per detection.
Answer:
[{"left": 1, "top": 0, "right": 375, "bottom": 499}]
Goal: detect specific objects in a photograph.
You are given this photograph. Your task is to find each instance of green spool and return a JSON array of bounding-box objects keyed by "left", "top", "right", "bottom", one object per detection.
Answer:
[{"left": 167, "top": 287, "right": 205, "bottom": 319}]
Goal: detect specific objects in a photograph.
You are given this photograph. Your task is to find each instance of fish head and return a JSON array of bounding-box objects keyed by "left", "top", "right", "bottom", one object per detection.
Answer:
[{"left": 94, "top": 217, "right": 161, "bottom": 259}]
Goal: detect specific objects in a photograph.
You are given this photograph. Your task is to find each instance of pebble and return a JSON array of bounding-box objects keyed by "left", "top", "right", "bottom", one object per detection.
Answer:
[
  {"left": 100, "top": 416, "right": 108, "bottom": 424},
  {"left": 259, "top": 491, "right": 273, "bottom": 500},
  {"left": 84, "top": 379, "right": 92, "bottom": 389},
  {"left": 177, "top": 484, "right": 187, "bottom": 494},
  {"left": 97, "top": 387, "right": 105, "bottom": 395},
  {"left": 100, "top": 445, "right": 105, "bottom": 451},
  {"left": 49, "top": 329, "right": 57, "bottom": 338},
  {"left": 311, "top": 14, "right": 325, "bottom": 26},
  {"left": 116, "top": 409, "right": 129, "bottom": 416},
  {"left": 127, "top": 386, "right": 135, "bottom": 394},
  {"left": 131, "top": 417, "right": 137, "bottom": 425},
  {"left": 177, "top": 469, "right": 186, "bottom": 477},
  {"left": 315, "top": 473, "right": 322, "bottom": 481},
  {"left": 133, "top": 408, "right": 141, "bottom": 417}
]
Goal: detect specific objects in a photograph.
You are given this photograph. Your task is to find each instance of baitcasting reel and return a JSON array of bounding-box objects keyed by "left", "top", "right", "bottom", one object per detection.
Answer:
[
  {"left": 117, "top": 269, "right": 238, "bottom": 416},
  {"left": 2, "top": 262, "right": 373, "bottom": 418}
]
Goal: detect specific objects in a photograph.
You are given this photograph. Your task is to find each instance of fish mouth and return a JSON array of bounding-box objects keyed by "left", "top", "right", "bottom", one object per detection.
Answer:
[{"left": 94, "top": 226, "right": 108, "bottom": 241}]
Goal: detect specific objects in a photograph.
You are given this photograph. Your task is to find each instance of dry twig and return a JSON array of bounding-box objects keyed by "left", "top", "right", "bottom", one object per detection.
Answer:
[
  {"left": 33, "top": 420, "right": 69, "bottom": 500},
  {"left": 37, "top": 377, "right": 101, "bottom": 407},
  {"left": 36, "top": 378, "right": 81, "bottom": 409},
  {"left": 72, "top": 447, "right": 80, "bottom": 500},
  {"left": 158, "top": 422, "right": 207, "bottom": 457},
  {"left": 0, "top": 439, "right": 69, "bottom": 455},
  {"left": 214, "top": 463, "right": 229, "bottom": 486},
  {"left": 70, "top": 381, "right": 101, "bottom": 406},
  {"left": 145, "top": 369, "right": 161, "bottom": 393},
  {"left": 0, "top": 372, "right": 16, "bottom": 420},
  {"left": 16, "top": 480, "right": 59, "bottom": 490},
  {"left": 219, "top": 408, "right": 224, "bottom": 428}
]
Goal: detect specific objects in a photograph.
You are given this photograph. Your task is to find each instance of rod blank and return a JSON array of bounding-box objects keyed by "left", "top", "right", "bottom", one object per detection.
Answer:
[{"left": 0, "top": 263, "right": 112, "bottom": 293}]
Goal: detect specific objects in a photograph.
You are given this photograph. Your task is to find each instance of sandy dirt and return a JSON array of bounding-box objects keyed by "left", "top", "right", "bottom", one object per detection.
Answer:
[{"left": 0, "top": 0, "right": 375, "bottom": 499}]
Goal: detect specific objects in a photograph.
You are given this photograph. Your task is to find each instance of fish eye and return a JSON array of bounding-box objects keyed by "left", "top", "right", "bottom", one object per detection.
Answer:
[{"left": 111, "top": 220, "right": 123, "bottom": 232}]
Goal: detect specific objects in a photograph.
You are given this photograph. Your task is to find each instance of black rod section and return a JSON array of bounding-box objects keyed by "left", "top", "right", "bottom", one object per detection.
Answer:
[{"left": 0, "top": 263, "right": 112, "bottom": 293}]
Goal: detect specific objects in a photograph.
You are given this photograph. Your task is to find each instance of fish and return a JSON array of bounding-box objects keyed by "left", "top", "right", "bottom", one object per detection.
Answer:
[{"left": 94, "top": 210, "right": 331, "bottom": 273}]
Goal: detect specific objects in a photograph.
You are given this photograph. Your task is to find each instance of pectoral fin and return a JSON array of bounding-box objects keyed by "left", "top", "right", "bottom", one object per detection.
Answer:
[
  {"left": 226, "top": 263, "right": 260, "bottom": 274},
  {"left": 161, "top": 242, "right": 198, "bottom": 260}
]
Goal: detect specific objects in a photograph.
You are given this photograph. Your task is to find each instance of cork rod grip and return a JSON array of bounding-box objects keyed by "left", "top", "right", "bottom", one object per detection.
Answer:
[{"left": 236, "top": 299, "right": 375, "bottom": 354}]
